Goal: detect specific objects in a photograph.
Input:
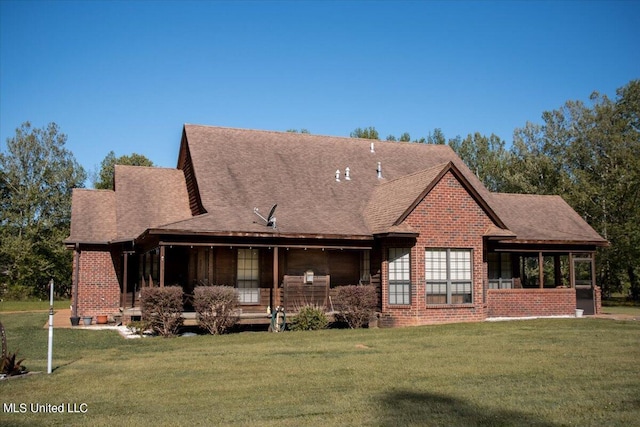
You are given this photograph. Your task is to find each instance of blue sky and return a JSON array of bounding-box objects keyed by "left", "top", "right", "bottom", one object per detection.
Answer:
[{"left": 1, "top": 1, "right": 638, "bottom": 185}]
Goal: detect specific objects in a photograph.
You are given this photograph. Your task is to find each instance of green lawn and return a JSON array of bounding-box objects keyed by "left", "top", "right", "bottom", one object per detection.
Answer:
[
  {"left": 0, "top": 299, "right": 70, "bottom": 312},
  {"left": 1, "top": 313, "right": 639, "bottom": 426},
  {"left": 602, "top": 298, "right": 640, "bottom": 316}
]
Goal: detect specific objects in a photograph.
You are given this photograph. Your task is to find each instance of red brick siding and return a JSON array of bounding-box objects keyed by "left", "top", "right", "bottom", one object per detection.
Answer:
[
  {"left": 379, "top": 171, "right": 494, "bottom": 327},
  {"left": 486, "top": 288, "right": 576, "bottom": 317},
  {"left": 73, "top": 250, "right": 121, "bottom": 319},
  {"left": 594, "top": 286, "right": 602, "bottom": 314}
]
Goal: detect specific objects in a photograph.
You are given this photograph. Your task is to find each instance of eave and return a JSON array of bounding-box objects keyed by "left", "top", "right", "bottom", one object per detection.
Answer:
[{"left": 142, "top": 227, "right": 375, "bottom": 243}]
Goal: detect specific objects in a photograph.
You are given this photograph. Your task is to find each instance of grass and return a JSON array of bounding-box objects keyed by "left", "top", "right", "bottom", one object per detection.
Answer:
[
  {"left": 0, "top": 313, "right": 639, "bottom": 426},
  {"left": 0, "top": 299, "right": 70, "bottom": 312},
  {"left": 602, "top": 297, "right": 640, "bottom": 316}
]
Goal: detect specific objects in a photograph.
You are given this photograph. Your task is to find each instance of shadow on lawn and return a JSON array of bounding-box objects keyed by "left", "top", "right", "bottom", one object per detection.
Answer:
[{"left": 378, "top": 390, "right": 557, "bottom": 427}]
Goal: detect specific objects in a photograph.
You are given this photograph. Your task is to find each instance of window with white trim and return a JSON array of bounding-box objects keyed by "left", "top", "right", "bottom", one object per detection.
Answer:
[
  {"left": 237, "top": 248, "right": 260, "bottom": 304},
  {"left": 388, "top": 248, "right": 411, "bottom": 305},
  {"left": 425, "top": 249, "right": 472, "bottom": 304}
]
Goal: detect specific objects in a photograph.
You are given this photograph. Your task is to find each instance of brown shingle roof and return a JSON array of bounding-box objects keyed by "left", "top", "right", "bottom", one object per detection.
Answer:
[
  {"left": 168, "top": 125, "right": 500, "bottom": 237},
  {"left": 68, "top": 124, "right": 606, "bottom": 247},
  {"left": 114, "top": 165, "right": 191, "bottom": 241},
  {"left": 67, "top": 166, "right": 192, "bottom": 244},
  {"left": 490, "top": 193, "right": 607, "bottom": 244},
  {"left": 67, "top": 189, "right": 116, "bottom": 244}
]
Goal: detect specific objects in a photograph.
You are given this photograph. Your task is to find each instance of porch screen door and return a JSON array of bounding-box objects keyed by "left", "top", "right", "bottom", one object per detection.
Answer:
[
  {"left": 237, "top": 249, "right": 260, "bottom": 304},
  {"left": 573, "top": 256, "right": 595, "bottom": 315}
]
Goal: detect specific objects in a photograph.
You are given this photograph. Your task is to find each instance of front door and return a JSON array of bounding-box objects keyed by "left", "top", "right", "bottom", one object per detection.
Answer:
[{"left": 573, "top": 256, "right": 595, "bottom": 315}]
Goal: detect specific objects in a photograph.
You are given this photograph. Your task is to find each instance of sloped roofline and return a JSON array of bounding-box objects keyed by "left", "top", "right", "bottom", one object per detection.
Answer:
[{"left": 393, "top": 161, "right": 508, "bottom": 230}]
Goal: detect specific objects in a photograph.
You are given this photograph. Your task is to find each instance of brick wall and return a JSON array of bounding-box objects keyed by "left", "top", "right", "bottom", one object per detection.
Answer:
[
  {"left": 379, "top": 171, "right": 494, "bottom": 327},
  {"left": 73, "top": 249, "right": 121, "bottom": 319},
  {"left": 594, "top": 286, "right": 602, "bottom": 314},
  {"left": 486, "top": 288, "right": 576, "bottom": 317}
]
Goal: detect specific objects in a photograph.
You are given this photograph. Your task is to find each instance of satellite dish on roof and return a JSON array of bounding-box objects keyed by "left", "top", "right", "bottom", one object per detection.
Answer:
[{"left": 254, "top": 204, "right": 277, "bottom": 229}]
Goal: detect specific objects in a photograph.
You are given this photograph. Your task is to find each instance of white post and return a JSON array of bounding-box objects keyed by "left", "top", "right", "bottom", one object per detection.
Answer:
[{"left": 47, "top": 279, "right": 54, "bottom": 374}]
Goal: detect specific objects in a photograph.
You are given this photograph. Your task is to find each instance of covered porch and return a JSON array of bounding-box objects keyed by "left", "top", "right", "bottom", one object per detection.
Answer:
[
  {"left": 485, "top": 240, "right": 602, "bottom": 317},
  {"left": 117, "top": 234, "right": 378, "bottom": 320}
]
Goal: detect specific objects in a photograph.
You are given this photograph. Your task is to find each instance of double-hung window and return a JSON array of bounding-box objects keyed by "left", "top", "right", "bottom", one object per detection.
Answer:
[
  {"left": 237, "top": 248, "right": 260, "bottom": 304},
  {"left": 388, "top": 248, "right": 411, "bottom": 305},
  {"left": 425, "top": 249, "right": 472, "bottom": 304}
]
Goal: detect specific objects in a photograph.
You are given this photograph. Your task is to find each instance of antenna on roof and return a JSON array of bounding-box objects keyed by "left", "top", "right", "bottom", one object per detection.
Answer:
[{"left": 254, "top": 204, "right": 277, "bottom": 229}]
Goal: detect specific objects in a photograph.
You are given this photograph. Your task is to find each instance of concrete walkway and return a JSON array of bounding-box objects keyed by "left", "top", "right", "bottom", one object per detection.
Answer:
[
  {"left": 41, "top": 308, "right": 637, "bottom": 330},
  {"left": 41, "top": 308, "right": 73, "bottom": 328},
  {"left": 43, "top": 309, "right": 118, "bottom": 329}
]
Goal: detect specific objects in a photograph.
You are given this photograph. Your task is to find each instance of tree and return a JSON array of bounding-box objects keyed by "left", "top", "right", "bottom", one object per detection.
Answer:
[
  {"left": 93, "top": 151, "right": 154, "bottom": 189},
  {"left": 286, "top": 128, "right": 310, "bottom": 134},
  {"left": 503, "top": 80, "right": 640, "bottom": 299},
  {"left": 448, "top": 132, "right": 511, "bottom": 192},
  {"left": 427, "top": 128, "right": 446, "bottom": 145},
  {"left": 350, "top": 127, "right": 379, "bottom": 140},
  {"left": 0, "top": 122, "right": 86, "bottom": 298}
]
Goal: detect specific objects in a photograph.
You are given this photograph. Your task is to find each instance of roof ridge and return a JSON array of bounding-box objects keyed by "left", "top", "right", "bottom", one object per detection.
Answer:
[
  {"left": 492, "top": 192, "right": 562, "bottom": 199},
  {"left": 183, "top": 124, "right": 456, "bottom": 148},
  {"left": 114, "top": 164, "right": 178, "bottom": 171},
  {"left": 73, "top": 188, "right": 114, "bottom": 193},
  {"left": 376, "top": 161, "right": 451, "bottom": 187}
]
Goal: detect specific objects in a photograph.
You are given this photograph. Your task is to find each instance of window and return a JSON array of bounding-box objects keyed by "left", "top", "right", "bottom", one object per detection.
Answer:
[
  {"left": 237, "top": 249, "right": 259, "bottom": 304},
  {"left": 488, "top": 253, "right": 513, "bottom": 289},
  {"left": 388, "top": 248, "right": 410, "bottom": 305},
  {"left": 425, "top": 249, "right": 472, "bottom": 304},
  {"left": 360, "top": 250, "right": 370, "bottom": 283}
]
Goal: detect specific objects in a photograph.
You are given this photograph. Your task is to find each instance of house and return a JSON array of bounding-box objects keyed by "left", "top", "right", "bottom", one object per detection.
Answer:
[{"left": 65, "top": 125, "right": 608, "bottom": 326}]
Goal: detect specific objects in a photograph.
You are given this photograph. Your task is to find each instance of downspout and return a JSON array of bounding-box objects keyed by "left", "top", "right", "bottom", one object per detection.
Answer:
[{"left": 72, "top": 243, "right": 80, "bottom": 318}]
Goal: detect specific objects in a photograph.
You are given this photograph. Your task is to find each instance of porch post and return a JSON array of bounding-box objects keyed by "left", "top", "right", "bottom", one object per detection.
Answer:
[
  {"left": 159, "top": 245, "right": 165, "bottom": 288},
  {"left": 273, "top": 247, "right": 279, "bottom": 307},
  {"left": 590, "top": 252, "right": 597, "bottom": 314},
  {"left": 569, "top": 253, "right": 575, "bottom": 288},
  {"left": 554, "top": 255, "right": 562, "bottom": 286},
  {"left": 122, "top": 252, "right": 129, "bottom": 308},
  {"left": 538, "top": 252, "right": 544, "bottom": 288}
]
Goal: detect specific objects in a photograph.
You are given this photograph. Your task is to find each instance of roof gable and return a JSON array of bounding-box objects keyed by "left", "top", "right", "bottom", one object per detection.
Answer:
[
  {"left": 178, "top": 125, "right": 498, "bottom": 237},
  {"left": 365, "top": 162, "right": 507, "bottom": 235}
]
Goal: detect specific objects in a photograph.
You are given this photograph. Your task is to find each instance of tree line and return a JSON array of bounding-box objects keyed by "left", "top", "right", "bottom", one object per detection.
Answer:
[
  {"left": 348, "top": 81, "right": 639, "bottom": 299},
  {"left": 1, "top": 80, "right": 638, "bottom": 299}
]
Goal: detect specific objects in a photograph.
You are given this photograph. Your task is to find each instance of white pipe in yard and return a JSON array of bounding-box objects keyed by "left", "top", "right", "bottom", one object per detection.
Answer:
[{"left": 47, "top": 279, "right": 54, "bottom": 374}]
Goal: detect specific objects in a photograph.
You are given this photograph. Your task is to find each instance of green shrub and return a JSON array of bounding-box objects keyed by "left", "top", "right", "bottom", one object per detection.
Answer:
[
  {"left": 334, "top": 285, "right": 377, "bottom": 328},
  {"left": 1, "top": 284, "right": 33, "bottom": 300},
  {"left": 141, "top": 286, "right": 184, "bottom": 337},
  {"left": 290, "top": 304, "right": 328, "bottom": 331},
  {"left": 193, "top": 286, "right": 239, "bottom": 335}
]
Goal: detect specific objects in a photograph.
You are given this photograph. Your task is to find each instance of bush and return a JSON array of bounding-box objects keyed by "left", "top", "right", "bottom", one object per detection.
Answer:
[
  {"left": 1, "top": 284, "right": 33, "bottom": 300},
  {"left": 334, "top": 285, "right": 377, "bottom": 329},
  {"left": 193, "top": 286, "right": 239, "bottom": 335},
  {"left": 290, "top": 304, "right": 328, "bottom": 331},
  {"left": 141, "top": 286, "right": 184, "bottom": 337}
]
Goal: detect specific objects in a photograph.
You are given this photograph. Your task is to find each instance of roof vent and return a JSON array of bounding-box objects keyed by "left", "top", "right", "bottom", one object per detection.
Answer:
[
  {"left": 370, "top": 142, "right": 375, "bottom": 153},
  {"left": 335, "top": 169, "right": 341, "bottom": 182},
  {"left": 345, "top": 167, "right": 351, "bottom": 181},
  {"left": 377, "top": 162, "right": 383, "bottom": 179}
]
